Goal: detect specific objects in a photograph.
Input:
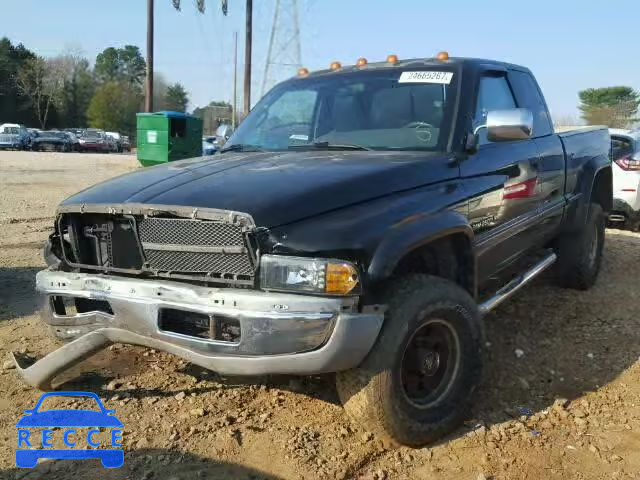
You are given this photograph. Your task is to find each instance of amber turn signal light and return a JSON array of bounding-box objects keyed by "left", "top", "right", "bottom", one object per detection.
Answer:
[
  {"left": 298, "top": 67, "right": 309, "bottom": 76},
  {"left": 436, "top": 51, "right": 450, "bottom": 61},
  {"left": 330, "top": 61, "right": 342, "bottom": 71},
  {"left": 356, "top": 57, "right": 368, "bottom": 67},
  {"left": 386, "top": 54, "right": 399, "bottom": 64},
  {"left": 326, "top": 262, "right": 359, "bottom": 295}
]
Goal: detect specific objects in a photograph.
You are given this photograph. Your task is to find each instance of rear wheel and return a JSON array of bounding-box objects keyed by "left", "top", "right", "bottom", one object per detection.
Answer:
[
  {"left": 554, "top": 202, "right": 605, "bottom": 290},
  {"left": 336, "top": 275, "right": 483, "bottom": 447}
]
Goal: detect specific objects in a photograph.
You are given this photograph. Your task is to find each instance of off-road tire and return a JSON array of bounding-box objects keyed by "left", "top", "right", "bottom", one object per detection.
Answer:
[
  {"left": 335, "top": 275, "right": 483, "bottom": 447},
  {"left": 554, "top": 202, "right": 605, "bottom": 290}
]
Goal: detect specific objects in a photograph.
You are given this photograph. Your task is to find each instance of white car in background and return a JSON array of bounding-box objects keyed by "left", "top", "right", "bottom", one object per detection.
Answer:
[{"left": 609, "top": 128, "right": 640, "bottom": 230}]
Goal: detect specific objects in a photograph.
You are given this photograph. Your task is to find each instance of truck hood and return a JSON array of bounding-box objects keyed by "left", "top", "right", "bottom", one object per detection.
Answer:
[{"left": 61, "top": 150, "right": 457, "bottom": 227}]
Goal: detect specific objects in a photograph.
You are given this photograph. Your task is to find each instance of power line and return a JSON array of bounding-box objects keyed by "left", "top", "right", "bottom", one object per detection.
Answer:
[{"left": 146, "top": 0, "right": 237, "bottom": 112}]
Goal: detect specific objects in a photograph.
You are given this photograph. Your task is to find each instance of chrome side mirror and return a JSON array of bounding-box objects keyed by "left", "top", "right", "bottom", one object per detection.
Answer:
[
  {"left": 216, "top": 124, "right": 234, "bottom": 140},
  {"left": 475, "top": 108, "right": 534, "bottom": 142}
]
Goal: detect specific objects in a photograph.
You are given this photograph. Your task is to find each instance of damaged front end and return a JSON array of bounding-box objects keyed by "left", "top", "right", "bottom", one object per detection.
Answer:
[
  {"left": 50, "top": 203, "right": 259, "bottom": 287},
  {"left": 14, "top": 203, "right": 384, "bottom": 390}
]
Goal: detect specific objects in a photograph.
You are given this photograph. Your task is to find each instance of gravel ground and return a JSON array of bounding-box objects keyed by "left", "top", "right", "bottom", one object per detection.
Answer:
[{"left": 0, "top": 151, "right": 639, "bottom": 479}]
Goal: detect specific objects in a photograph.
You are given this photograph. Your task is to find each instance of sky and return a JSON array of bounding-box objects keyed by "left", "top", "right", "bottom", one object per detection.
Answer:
[{"left": 3, "top": 0, "right": 639, "bottom": 120}]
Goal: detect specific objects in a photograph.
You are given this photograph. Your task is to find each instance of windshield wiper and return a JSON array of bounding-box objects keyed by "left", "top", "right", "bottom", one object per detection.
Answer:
[
  {"left": 220, "top": 143, "right": 264, "bottom": 153},
  {"left": 288, "top": 141, "right": 371, "bottom": 151}
]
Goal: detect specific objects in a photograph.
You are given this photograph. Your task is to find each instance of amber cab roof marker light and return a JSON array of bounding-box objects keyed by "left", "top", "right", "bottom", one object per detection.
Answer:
[
  {"left": 330, "top": 61, "right": 342, "bottom": 71},
  {"left": 436, "top": 51, "right": 450, "bottom": 61},
  {"left": 386, "top": 54, "right": 399, "bottom": 64},
  {"left": 297, "top": 67, "right": 309, "bottom": 76},
  {"left": 356, "top": 57, "right": 368, "bottom": 67}
]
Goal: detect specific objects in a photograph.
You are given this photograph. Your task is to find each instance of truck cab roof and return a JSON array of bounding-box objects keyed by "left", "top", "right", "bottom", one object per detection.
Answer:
[{"left": 295, "top": 56, "right": 532, "bottom": 80}]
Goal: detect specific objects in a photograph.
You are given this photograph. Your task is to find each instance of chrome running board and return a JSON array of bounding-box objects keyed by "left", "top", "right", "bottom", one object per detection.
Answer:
[{"left": 479, "top": 252, "right": 557, "bottom": 315}]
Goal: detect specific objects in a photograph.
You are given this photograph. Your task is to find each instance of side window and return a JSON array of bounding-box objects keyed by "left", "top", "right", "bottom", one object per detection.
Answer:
[
  {"left": 508, "top": 70, "right": 552, "bottom": 137},
  {"left": 474, "top": 75, "right": 517, "bottom": 145}
]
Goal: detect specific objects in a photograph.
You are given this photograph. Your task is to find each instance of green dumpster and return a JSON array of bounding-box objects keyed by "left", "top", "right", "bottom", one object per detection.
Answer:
[{"left": 136, "top": 111, "right": 203, "bottom": 167}]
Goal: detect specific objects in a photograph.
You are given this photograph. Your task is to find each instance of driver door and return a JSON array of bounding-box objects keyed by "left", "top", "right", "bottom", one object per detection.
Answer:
[{"left": 461, "top": 72, "right": 544, "bottom": 283}]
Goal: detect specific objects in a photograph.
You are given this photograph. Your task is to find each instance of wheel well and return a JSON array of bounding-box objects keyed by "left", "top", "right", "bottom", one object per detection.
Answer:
[
  {"left": 591, "top": 167, "right": 612, "bottom": 213},
  {"left": 392, "top": 234, "right": 475, "bottom": 297}
]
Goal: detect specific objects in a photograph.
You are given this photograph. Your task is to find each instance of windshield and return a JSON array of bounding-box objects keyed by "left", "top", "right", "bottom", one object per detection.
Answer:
[
  {"left": 227, "top": 68, "right": 457, "bottom": 152},
  {"left": 83, "top": 131, "right": 101, "bottom": 139},
  {"left": 2, "top": 127, "right": 19, "bottom": 135}
]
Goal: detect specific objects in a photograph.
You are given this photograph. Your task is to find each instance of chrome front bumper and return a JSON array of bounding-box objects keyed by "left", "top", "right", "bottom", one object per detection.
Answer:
[{"left": 13, "top": 269, "right": 384, "bottom": 390}]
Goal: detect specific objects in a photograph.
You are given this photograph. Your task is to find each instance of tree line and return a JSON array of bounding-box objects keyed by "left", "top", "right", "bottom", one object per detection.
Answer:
[
  {"left": 578, "top": 86, "right": 639, "bottom": 129},
  {"left": 0, "top": 38, "right": 189, "bottom": 137}
]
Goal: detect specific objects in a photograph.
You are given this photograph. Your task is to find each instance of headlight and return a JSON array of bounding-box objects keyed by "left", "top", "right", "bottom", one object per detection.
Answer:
[{"left": 260, "top": 255, "right": 360, "bottom": 295}]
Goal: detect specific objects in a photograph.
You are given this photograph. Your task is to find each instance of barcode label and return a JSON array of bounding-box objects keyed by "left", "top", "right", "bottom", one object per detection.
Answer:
[{"left": 398, "top": 71, "right": 453, "bottom": 84}]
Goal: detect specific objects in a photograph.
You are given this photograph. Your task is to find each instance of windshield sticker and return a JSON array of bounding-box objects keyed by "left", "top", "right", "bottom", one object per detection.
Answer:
[
  {"left": 289, "top": 134, "right": 309, "bottom": 141},
  {"left": 399, "top": 71, "right": 453, "bottom": 84}
]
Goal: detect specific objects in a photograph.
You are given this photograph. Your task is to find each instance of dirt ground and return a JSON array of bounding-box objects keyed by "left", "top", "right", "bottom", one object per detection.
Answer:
[{"left": 0, "top": 151, "right": 639, "bottom": 480}]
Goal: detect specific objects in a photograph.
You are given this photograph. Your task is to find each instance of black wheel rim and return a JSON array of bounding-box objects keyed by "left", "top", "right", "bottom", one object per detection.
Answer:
[{"left": 400, "top": 318, "right": 461, "bottom": 409}]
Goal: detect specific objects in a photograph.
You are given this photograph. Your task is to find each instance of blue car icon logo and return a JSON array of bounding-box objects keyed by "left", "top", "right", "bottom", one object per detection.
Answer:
[{"left": 16, "top": 391, "right": 123, "bottom": 468}]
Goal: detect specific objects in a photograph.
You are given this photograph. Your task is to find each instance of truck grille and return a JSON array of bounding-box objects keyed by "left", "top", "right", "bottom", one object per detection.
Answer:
[
  {"left": 138, "top": 217, "right": 245, "bottom": 246},
  {"left": 138, "top": 217, "right": 253, "bottom": 278},
  {"left": 144, "top": 250, "right": 254, "bottom": 276},
  {"left": 60, "top": 211, "right": 256, "bottom": 285}
]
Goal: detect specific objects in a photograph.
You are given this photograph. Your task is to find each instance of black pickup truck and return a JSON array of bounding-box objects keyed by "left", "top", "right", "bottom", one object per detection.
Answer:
[{"left": 15, "top": 54, "right": 611, "bottom": 447}]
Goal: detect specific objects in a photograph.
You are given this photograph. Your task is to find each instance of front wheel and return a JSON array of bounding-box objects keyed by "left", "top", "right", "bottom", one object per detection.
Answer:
[
  {"left": 554, "top": 202, "right": 605, "bottom": 290},
  {"left": 336, "top": 275, "right": 483, "bottom": 447}
]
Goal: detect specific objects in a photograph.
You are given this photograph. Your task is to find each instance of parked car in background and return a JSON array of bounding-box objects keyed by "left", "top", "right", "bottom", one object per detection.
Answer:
[
  {"left": 609, "top": 128, "right": 640, "bottom": 230},
  {"left": 202, "top": 136, "right": 218, "bottom": 155},
  {"left": 25, "top": 128, "right": 41, "bottom": 150},
  {"left": 104, "top": 134, "right": 118, "bottom": 152},
  {"left": 65, "top": 128, "right": 85, "bottom": 138},
  {"left": 78, "top": 130, "right": 109, "bottom": 153},
  {"left": 0, "top": 123, "right": 28, "bottom": 150},
  {"left": 105, "top": 132, "right": 124, "bottom": 152},
  {"left": 32, "top": 131, "right": 74, "bottom": 152},
  {"left": 64, "top": 132, "right": 81, "bottom": 152}
]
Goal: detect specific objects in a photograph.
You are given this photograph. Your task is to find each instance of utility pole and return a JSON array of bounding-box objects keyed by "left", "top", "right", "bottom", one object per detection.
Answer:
[
  {"left": 244, "top": 0, "right": 252, "bottom": 116},
  {"left": 145, "top": 0, "right": 154, "bottom": 112},
  {"left": 233, "top": 31, "right": 238, "bottom": 127}
]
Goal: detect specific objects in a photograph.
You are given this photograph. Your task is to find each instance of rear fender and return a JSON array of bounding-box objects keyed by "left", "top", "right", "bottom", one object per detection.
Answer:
[
  {"left": 561, "top": 128, "right": 612, "bottom": 230},
  {"left": 566, "top": 164, "right": 612, "bottom": 231}
]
